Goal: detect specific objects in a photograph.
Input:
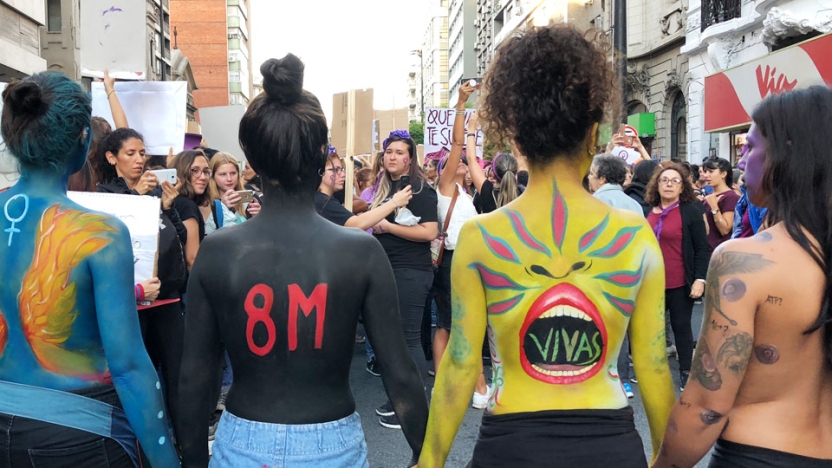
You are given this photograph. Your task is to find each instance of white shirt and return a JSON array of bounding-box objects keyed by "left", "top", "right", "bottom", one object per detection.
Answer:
[{"left": 437, "top": 184, "right": 479, "bottom": 250}]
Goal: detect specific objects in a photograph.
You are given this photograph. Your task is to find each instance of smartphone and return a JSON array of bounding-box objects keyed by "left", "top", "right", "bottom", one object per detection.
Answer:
[
  {"left": 461, "top": 77, "right": 482, "bottom": 88},
  {"left": 148, "top": 168, "right": 177, "bottom": 185},
  {"left": 236, "top": 190, "right": 254, "bottom": 203}
]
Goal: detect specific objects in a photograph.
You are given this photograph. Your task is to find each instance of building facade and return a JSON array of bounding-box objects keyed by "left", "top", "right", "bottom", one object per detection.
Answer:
[
  {"left": 170, "top": 0, "right": 253, "bottom": 110},
  {"left": 448, "top": 0, "right": 478, "bottom": 103},
  {"left": 1, "top": 0, "right": 47, "bottom": 80},
  {"left": 423, "top": 1, "right": 450, "bottom": 111},
  {"left": 683, "top": 0, "right": 832, "bottom": 164},
  {"left": 40, "top": 0, "right": 173, "bottom": 85}
]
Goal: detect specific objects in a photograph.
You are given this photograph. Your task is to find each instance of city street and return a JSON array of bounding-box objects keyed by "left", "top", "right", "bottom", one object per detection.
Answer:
[{"left": 352, "top": 303, "right": 711, "bottom": 467}]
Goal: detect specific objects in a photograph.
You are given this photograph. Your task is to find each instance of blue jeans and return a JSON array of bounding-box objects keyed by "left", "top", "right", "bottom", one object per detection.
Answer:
[{"left": 209, "top": 411, "right": 369, "bottom": 468}]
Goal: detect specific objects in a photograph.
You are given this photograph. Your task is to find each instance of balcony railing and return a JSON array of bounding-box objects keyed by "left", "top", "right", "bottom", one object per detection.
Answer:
[{"left": 701, "top": 0, "right": 742, "bottom": 31}]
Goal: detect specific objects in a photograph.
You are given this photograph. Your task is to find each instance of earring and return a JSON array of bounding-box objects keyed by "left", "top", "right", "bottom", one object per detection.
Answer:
[{"left": 587, "top": 147, "right": 594, "bottom": 157}]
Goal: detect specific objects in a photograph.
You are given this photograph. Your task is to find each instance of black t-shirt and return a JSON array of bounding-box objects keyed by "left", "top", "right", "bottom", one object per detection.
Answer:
[
  {"left": 475, "top": 180, "right": 498, "bottom": 214},
  {"left": 315, "top": 192, "right": 354, "bottom": 227},
  {"left": 174, "top": 196, "right": 205, "bottom": 243},
  {"left": 374, "top": 179, "right": 438, "bottom": 271}
]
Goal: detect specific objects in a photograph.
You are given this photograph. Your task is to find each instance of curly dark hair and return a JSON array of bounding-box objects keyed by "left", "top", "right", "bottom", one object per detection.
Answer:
[
  {"left": 93, "top": 127, "right": 144, "bottom": 184},
  {"left": 479, "top": 25, "right": 616, "bottom": 167},
  {"left": 644, "top": 163, "right": 697, "bottom": 207}
]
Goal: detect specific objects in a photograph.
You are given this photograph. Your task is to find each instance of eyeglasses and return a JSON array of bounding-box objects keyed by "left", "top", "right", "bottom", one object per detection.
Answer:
[
  {"left": 659, "top": 177, "right": 683, "bottom": 186},
  {"left": 190, "top": 168, "right": 212, "bottom": 177},
  {"left": 326, "top": 167, "right": 346, "bottom": 174}
]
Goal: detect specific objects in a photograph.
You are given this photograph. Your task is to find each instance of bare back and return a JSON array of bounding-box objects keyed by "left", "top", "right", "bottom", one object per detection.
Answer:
[{"left": 723, "top": 224, "right": 832, "bottom": 457}]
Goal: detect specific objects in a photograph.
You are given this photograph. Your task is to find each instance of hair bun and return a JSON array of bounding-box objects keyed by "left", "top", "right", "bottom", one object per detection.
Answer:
[
  {"left": 260, "top": 54, "right": 304, "bottom": 106},
  {"left": 3, "top": 81, "right": 47, "bottom": 119}
]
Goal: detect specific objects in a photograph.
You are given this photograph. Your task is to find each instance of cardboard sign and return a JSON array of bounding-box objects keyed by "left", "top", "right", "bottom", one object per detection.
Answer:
[
  {"left": 80, "top": 0, "right": 148, "bottom": 80},
  {"left": 68, "top": 192, "right": 160, "bottom": 284},
  {"left": 91, "top": 81, "right": 188, "bottom": 155},
  {"left": 424, "top": 108, "right": 484, "bottom": 162}
]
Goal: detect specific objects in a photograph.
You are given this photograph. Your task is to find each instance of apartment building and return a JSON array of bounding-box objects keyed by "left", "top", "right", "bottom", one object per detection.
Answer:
[
  {"left": 170, "top": 0, "right": 253, "bottom": 109},
  {"left": 424, "top": 1, "right": 451, "bottom": 110},
  {"left": 683, "top": 0, "right": 831, "bottom": 164},
  {"left": 1, "top": 0, "right": 47, "bottom": 80}
]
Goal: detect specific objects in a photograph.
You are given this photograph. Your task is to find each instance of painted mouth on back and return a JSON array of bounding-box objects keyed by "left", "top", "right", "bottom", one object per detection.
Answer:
[{"left": 520, "top": 283, "right": 608, "bottom": 385}]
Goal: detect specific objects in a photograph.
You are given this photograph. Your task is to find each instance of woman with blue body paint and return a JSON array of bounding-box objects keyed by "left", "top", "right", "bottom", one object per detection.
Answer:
[{"left": 0, "top": 72, "right": 180, "bottom": 467}]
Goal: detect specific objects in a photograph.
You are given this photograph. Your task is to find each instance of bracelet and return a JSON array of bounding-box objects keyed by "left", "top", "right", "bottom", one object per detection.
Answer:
[
  {"left": 455, "top": 109, "right": 466, "bottom": 115},
  {"left": 107, "top": 90, "right": 116, "bottom": 99},
  {"left": 135, "top": 283, "right": 145, "bottom": 302},
  {"left": 392, "top": 199, "right": 399, "bottom": 209},
  {"left": 467, "top": 133, "right": 476, "bottom": 137}
]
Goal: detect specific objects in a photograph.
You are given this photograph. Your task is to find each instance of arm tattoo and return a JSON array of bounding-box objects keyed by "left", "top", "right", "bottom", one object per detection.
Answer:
[
  {"left": 717, "top": 332, "right": 753, "bottom": 374},
  {"left": 705, "top": 251, "right": 774, "bottom": 325},
  {"left": 690, "top": 339, "right": 722, "bottom": 391},
  {"left": 449, "top": 294, "right": 472, "bottom": 361},
  {"left": 700, "top": 409, "right": 724, "bottom": 425}
]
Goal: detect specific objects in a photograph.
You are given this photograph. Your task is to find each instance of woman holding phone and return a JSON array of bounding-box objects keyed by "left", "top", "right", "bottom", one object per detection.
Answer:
[
  {"left": 370, "top": 129, "right": 439, "bottom": 429},
  {"left": 205, "top": 152, "right": 260, "bottom": 235}
]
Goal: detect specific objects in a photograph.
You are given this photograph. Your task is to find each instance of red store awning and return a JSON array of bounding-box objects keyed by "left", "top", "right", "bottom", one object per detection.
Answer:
[{"left": 704, "top": 33, "right": 832, "bottom": 132}]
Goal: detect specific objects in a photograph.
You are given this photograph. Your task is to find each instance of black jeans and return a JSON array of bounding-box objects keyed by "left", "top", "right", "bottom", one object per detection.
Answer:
[
  {"left": 393, "top": 267, "right": 434, "bottom": 383},
  {"left": 433, "top": 250, "right": 454, "bottom": 331},
  {"left": 138, "top": 301, "right": 184, "bottom": 439},
  {"left": 0, "top": 386, "right": 133, "bottom": 468},
  {"left": 666, "top": 286, "right": 695, "bottom": 373}
]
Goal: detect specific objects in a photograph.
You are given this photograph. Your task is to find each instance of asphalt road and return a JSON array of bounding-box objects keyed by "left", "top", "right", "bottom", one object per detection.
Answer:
[{"left": 352, "top": 303, "right": 712, "bottom": 468}]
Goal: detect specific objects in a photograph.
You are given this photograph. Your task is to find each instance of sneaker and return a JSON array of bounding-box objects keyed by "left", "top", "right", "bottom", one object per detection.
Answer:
[
  {"left": 365, "top": 359, "right": 381, "bottom": 377},
  {"left": 680, "top": 370, "right": 690, "bottom": 391},
  {"left": 630, "top": 376, "right": 638, "bottom": 384},
  {"left": 375, "top": 401, "right": 395, "bottom": 417},
  {"left": 667, "top": 345, "right": 677, "bottom": 356},
  {"left": 355, "top": 334, "right": 366, "bottom": 344},
  {"left": 623, "top": 382, "right": 634, "bottom": 398},
  {"left": 472, "top": 387, "right": 491, "bottom": 409},
  {"left": 216, "top": 391, "right": 228, "bottom": 412},
  {"left": 379, "top": 413, "right": 401, "bottom": 429}
]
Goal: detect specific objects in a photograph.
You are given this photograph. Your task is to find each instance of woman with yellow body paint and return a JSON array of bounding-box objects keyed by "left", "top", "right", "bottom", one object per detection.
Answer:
[{"left": 417, "top": 25, "right": 675, "bottom": 468}]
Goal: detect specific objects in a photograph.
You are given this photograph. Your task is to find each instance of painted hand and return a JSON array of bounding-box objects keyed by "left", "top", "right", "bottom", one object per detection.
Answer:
[{"left": 135, "top": 171, "right": 159, "bottom": 195}]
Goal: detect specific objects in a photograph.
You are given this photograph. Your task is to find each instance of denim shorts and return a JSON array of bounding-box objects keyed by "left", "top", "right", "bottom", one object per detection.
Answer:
[{"left": 209, "top": 411, "right": 369, "bottom": 468}]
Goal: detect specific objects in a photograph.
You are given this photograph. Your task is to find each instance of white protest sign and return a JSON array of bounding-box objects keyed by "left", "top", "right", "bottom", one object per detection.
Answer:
[
  {"left": 611, "top": 124, "right": 644, "bottom": 165},
  {"left": 68, "top": 192, "right": 160, "bottom": 284},
  {"left": 199, "top": 106, "right": 248, "bottom": 161},
  {"left": 91, "top": 81, "right": 187, "bottom": 155},
  {"left": 424, "top": 108, "right": 484, "bottom": 162},
  {"left": 80, "top": 0, "right": 148, "bottom": 80}
]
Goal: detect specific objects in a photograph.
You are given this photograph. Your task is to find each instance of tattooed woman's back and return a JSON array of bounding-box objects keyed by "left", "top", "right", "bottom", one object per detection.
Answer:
[{"left": 654, "top": 86, "right": 832, "bottom": 468}]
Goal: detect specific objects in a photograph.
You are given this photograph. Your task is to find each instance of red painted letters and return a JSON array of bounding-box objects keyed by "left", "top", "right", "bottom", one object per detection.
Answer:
[
  {"left": 244, "top": 284, "right": 276, "bottom": 356},
  {"left": 288, "top": 284, "right": 328, "bottom": 351},
  {"left": 244, "top": 283, "right": 328, "bottom": 355}
]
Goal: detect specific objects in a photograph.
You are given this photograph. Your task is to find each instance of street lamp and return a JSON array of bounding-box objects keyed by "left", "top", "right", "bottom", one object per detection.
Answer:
[{"left": 411, "top": 49, "right": 425, "bottom": 119}]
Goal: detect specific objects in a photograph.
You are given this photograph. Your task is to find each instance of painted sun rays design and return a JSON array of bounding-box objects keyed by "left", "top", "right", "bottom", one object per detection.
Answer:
[{"left": 472, "top": 181, "right": 644, "bottom": 316}]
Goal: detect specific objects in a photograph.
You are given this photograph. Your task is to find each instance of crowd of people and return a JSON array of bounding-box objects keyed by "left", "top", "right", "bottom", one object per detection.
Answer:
[{"left": 0, "top": 22, "right": 831, "bottom": 468}]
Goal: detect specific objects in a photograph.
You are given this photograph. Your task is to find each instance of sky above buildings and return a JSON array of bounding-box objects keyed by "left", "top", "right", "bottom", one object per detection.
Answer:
[{"left": 251, "top": 0, "right": 433, "bottom": 123}]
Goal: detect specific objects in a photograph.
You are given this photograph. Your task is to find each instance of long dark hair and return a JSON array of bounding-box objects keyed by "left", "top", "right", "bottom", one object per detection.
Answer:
[
  {"left": 172, "top": 150, "right": 210, "bottom": 206},
  {"left": 94, "top": 127, "right": 144, "bottom": 184},
  {"left": 752, "top": 86, "right": 832, "bottom": 361}
]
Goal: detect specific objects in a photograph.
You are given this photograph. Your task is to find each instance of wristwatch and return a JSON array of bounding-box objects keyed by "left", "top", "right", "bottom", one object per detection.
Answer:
[{"left": 711, "top": 209, "right": 718, "bottom": 215}]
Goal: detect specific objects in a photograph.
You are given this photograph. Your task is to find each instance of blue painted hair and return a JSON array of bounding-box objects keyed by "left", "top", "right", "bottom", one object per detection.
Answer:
[{"left": 1, "top": 71, "right": 92, "bottom": 172}]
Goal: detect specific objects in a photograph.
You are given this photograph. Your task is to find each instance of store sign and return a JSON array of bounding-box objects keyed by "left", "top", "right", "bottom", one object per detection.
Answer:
[{"left": 704, "top": 33, "right": 832, "bottom": 132}]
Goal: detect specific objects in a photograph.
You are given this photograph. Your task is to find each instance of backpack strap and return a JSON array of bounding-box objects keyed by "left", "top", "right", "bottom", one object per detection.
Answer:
[{"left": 213, "top": 200, "right": 224, "bottom": 228}]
